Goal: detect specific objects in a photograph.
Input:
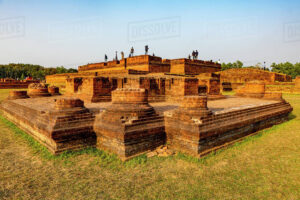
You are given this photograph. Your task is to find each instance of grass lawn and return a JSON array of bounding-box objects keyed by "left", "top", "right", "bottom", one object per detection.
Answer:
[{"left": 0, "top": 89, "right": 299, "bottom": 200}]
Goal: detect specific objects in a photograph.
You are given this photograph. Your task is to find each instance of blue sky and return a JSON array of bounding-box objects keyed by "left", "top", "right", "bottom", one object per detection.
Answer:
[{"left": 0, "top": 0, "right": 300, "bottom": 68}]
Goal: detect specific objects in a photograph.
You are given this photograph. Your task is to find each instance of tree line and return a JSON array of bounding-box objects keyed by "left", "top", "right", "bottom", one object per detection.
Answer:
[
  {"left": 221, "top": 61, "right": 300, "bottom": 79},
  {"left": 0, "top": 63, "right": 77, "bottom": 80},
  {"left": 0, "top": 62, "right": 299, "bottom": 80}
]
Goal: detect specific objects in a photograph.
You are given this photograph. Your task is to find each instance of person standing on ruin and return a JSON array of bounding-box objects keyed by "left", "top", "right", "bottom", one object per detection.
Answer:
[
  {"left": 188, "top": 54, "right": 191, "bottom": 59},
  {"left": 192, "top": 51, "right": 195, "bottom": 59},
  {"left": 195, "top": 50, "right": 199, "bottom": 59},
  {"left": 121, "top": 51, "right": 124, "bottom": 60},
  {"left": 105, "top": 54, "right": 108, "bottom": 62},
  {"left": 115, "top": 51, "right": 118, "bottom": 61},
  {"left": 130, "top": 47, "right": 134, "bottom": 57},
  {"left": 145, "top": 45, "right": 149, "bottom": 55}
]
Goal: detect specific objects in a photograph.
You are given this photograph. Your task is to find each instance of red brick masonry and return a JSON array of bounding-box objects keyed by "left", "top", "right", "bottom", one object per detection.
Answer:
[
  {"left": 0, "top": 90, "right": 293, "bottom": 159},
  {"left": 94, "top": 88, "right": 165, "bottom": 160}
]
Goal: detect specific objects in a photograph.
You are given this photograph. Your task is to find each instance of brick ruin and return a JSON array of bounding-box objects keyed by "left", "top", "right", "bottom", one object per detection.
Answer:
[
  {"left": 253, "top": 77, "right": 300, "bottom": 94},
  {"left": 46, "top": 55, "right": 223, "bottom": 102},
  {"left": 7, "top": 91, "right": 29, "bottom": 100},
  {"left": 0, "top": 54, "right": 294, "bottom": 160},
  {"left": 94, "top": 88, "right": 165, "bottom": 160},
  {"left": 165, "top": 95, "right": 292, "bottom": 156},
  {"left": 0, "top": 78, "right": 39, "bottom": 89},
  {"left": 235, "top": 82, "right": 284, "bottom": 100},
  {"left": 27, "top": 83, "right": 51, "bottom": 98},
  {"left": 1, "top": 95, "right": 96, "bottom": 154},
  {"left": 218, "top": 68, "right": 292, "bottom": 91}
]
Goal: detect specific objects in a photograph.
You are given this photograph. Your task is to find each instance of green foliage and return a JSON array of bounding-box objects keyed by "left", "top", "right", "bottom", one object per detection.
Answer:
[
  {"left": 221, "top": 61, "right": 300, "bottom": 78},
  {"left": 0, "top": 63, "right": 77, "bottom": 80},
  {"left": 20, "top": 73, "right": 25, "bottom": 80},
  {"left": 271, "top": 62, "right": 300, "bottom": 79},
  {"left": 221, "top": 60, "right": 243, "bottom": 71}
]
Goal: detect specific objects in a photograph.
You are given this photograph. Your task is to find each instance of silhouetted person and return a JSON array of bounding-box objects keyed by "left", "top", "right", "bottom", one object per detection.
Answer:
[
  {"left": 195, "top": 50, "right": 198, "bottom": 59},
  {"left": 192, "top": 51, "right": 195, "bottom": 59},
  {"left": 188, "top": 54, "right": 191, "bottom": 59},
  {"left": 115, "top": 51, "right": 118, "bottom": 61},
  {"left": 145, "top": 45, "right": 149, "bottom": 55},
  {"left": 130, "top": 47, "right": 134, "bottom": 57},
  {"left": 104, "top": 54, "right": 108, "bottom": 62},
  {"left": 121, "top": 51, "right": 124, "bottom": 60},
  {"left": 153, "top": 53, "right": 155, "bottom": 56}
]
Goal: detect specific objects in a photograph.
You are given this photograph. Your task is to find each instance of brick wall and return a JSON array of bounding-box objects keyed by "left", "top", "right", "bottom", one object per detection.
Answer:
[{"left": 219, "top": 68, "right": 292, "bottom": 84}]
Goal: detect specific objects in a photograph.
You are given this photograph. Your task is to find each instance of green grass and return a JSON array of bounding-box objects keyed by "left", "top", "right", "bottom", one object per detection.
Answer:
[
  {"left": 0, "top": 89, "right": 300, "bottom": 199},
  {"left": 222, "top": 91, "right": 236, "bottom": 96}
]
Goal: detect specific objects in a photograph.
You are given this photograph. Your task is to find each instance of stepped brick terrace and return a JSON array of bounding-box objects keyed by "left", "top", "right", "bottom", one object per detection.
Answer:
[
  {"left": 218, "top": 68, "right": 293, "bottom": 91},
  {"left": 0, "top": 54, "right": 294, "bottom": 160}
]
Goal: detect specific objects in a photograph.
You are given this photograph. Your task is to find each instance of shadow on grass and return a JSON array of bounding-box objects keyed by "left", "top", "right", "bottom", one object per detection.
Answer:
[{"left": 288, "top": 113, "right": 297, "bottom": 120}]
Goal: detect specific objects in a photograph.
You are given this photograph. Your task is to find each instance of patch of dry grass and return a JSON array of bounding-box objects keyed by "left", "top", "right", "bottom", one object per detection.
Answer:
[{"left": 0, "top": 89, "right": 299, "bottom": 199}]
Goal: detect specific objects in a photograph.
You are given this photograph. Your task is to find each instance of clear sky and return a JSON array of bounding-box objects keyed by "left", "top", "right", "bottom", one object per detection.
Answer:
[{"left": 0, "top": 0, "right": 300, "bottom": 68}]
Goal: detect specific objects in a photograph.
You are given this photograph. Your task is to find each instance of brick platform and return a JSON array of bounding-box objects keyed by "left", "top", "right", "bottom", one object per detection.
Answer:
[
  {"left": 0, "top": 91, "right": 293, "bottom": 160},
  {"left": 164, "top": 95, "right": 292, "bottom": 156},
  {"left": 94, "top": 88, "right": 165, "bottom": 160},
  {"left": 0, "top": 97, "right": 96, "bottom": 154}
]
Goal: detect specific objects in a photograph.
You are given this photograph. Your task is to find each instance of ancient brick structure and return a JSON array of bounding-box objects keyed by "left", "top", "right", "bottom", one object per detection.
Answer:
[
  {"left": 222, "top": 82, "right": 233, "bottom": 91},
  {"left": 0, "top": 87, "right": 293, "bottom": 159},
  {"left": 77, "top": 55, "right": 171, "bottom": 74},
  {"left": 46, "top": 55, "right": 222, "bottom": 101},
  {"left": 63, "top": 73, "right": 222, "bottom": 103},
  {"left": 0, "top": 97, "right": 96, "bottom": 154},
  {"left": 165, "top": 77, "right": 199, "bottom": 102},
  {"left": 219, "top": 68, "right": 292, "bottom": 91},
  {"left": 0, "top": 54, "right": 294, "bottom": 160},
  {"left": 0, "top": 78, "right": 39, "bottom": 89},
  {"left": 170, "top": 59, "right": 220, "bottom": 74},
  {"left": 165, "top": 95, "right": 292, "bottom": 156},
  {"left": 48, "top": 86, "right": 60, "bottom": 96},
  {"left": 46, "top": 73, "right": 75, "bottom": 88},
  {"left": 65, "top": 77, "right": 113, "bottom": 102},
  {"left": 7, "top": 91, "right": 29, "bottom": 100},
  {"left": 235, "top": 82, "right": 266, "bottom": 98},
  {"left": 94, "top": 88, "right": 165, "bottom": 160},
  {"left": 196, "top": 73, "right": 222, "bottom": 99},
  {"left": 28, "top": 83, "right": 51, "bottom": 97},
  {"left": 236, "top": 82, "right": 284, "bottom": 100}
]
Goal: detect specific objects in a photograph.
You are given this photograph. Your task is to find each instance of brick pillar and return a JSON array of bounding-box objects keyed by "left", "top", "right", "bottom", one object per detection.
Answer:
[{"left": 179, "top": 95, "right": 212, "bottom": 118}]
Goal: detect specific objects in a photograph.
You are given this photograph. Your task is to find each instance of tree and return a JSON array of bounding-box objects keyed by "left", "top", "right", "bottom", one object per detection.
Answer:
[
  {"left": 271, "top": 62, "right": 299, "bottom": 79},
  {"left": 20, "top": 73, "right": 25, "bottom": 80},
  {"left": 0, "top": 64, "right": 77, "bottom": 80},
  {"left": 221, "top": 60, "right": 243, "bottom": 71}
]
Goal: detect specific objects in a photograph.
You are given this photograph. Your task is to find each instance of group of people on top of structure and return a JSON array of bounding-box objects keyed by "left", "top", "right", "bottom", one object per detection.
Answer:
[
  {"left": 103, "top": 46, "right": 220, "bottom": 64},
  {"left": 104, "top": 45, "right": 153, "bottom": 62}
]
